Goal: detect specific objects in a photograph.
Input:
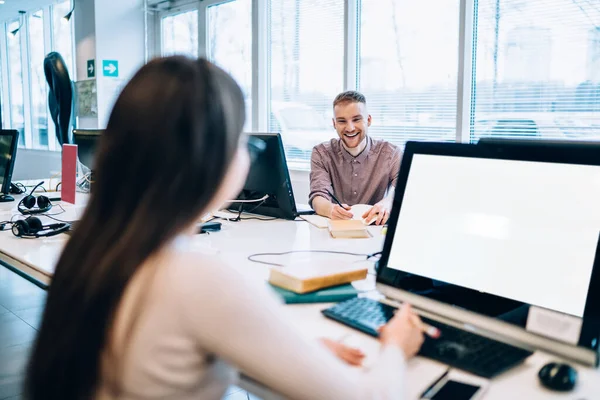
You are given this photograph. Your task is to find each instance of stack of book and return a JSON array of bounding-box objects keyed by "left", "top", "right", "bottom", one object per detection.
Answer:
[{"left": 268, "top": 263, "right": 368, "bottom": 304}]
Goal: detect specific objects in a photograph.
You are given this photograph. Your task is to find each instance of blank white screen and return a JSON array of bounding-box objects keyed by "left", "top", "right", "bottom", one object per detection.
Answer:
[{"left": 388, "top": 154, "right": 600, "bottom": 317}]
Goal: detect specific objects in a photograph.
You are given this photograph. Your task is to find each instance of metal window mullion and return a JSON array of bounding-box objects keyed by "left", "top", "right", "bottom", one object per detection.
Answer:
[
  {"left": 68, "top": 0, "right": 76, "bottom": 80},
  {"left": 153, "top": 10, "right": 162, "bottom": 59},
  {"left": 0, "top": 23, "right": 11, "bottom": 129},
  {"left": 455, "top": 0, "right": 475, "bottom": 143},
  {"left": 21, "top": 16, "right": 34, "bottom": 149},
  {"left": 253, "top": 0, "right": 268, "bottom": 132},
  {"left": 202, "top": 0, "right": 238, "bottom": 6},
  {"left": 157, "top": 0, "right": 200, "bottom": 15},
  {"left": 344, "top": 0, "right": 359, "bottom": 91},
  {"left": 144, "top": 4, "right": 161, "bottom": 60},
  {"left": 198, "top": 3, "right": 207, "bottom": 57},
  {"left": 43, "top": 6, "right": 57, "bottom": 151}
]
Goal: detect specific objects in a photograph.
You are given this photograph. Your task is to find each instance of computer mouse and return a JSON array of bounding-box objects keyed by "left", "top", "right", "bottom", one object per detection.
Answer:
[{"left": 538, "top": 362, "right": 577, "bottom": 391}]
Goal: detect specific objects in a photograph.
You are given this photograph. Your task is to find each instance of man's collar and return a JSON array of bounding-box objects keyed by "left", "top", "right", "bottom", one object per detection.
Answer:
[{"left": 340, "top": 137, "right": 371, "bottom": 163}]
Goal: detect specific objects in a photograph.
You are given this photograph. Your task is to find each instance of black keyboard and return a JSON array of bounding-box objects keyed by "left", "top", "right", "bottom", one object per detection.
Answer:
[{"left": 322, "top": 297, "right": 533, "bottom": 378}]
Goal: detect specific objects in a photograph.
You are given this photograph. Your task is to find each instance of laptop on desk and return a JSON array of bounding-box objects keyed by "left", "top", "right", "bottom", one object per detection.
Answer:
[{"left": 323, "top": 141, "right": 600, "bottom": 378}]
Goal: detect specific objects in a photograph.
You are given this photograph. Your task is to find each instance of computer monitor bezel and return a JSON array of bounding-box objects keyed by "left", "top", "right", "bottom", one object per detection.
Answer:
[
  {"left": 234, "top": 133, "right": 298, "bottom": 220},
  {"left": 376, "top": 141, "right": 600, "bottom": 366},
  {"left": 478, "top": 137, "right": 600, "bottom": 151},
  {"left": 0, "top": 130, "right": 19, "bottom": 195},
  {"left": 72, "top": 129, "right": 103, "bottom": 171}
]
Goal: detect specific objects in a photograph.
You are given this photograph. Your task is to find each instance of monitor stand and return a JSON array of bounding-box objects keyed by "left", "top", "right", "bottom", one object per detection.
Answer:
[
  {"left": 0, "top": 194, "right": 14, "bottom": 202},
  {"left": 76, "top": 171, "right": 94, "bottom": 193}
]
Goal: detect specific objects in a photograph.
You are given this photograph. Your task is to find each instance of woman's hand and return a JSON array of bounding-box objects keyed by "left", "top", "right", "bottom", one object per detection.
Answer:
[
  {"left": 378, "top": 304, "right": 426, "bottom": 358},
  {"left": 320, "top": 337, "right": 365, "bottom": 366}
]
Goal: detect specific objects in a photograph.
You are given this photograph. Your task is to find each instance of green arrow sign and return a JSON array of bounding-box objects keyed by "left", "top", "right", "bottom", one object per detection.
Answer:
[{"left": 87, "top": 59, "right": 95, "bottom": 78}]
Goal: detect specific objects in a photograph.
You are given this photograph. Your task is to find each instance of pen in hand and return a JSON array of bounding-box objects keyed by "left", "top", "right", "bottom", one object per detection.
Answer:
[{"left": 326, "top": 190, "right": 346, "bottom": 208}]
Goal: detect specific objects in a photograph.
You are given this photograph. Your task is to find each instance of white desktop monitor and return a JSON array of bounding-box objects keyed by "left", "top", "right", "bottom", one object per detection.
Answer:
[{"left": 377, "top": 141, "right": 600, "bottom": 367}]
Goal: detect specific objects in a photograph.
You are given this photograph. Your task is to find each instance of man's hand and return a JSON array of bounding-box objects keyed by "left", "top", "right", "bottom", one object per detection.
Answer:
[
  {"left": 331, "top": 204, "right": 353, "bottom": 220},
  {"left": 320, "top": 337, "right": 365, "bottom": 366},
  {"left": 362, "top": 202, "right": 390, "bottom": 225}
]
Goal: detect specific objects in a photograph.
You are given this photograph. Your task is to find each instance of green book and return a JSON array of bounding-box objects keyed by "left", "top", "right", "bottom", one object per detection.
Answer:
[{"left": 269, "top": 283, "right": 359, "bottom": 304}]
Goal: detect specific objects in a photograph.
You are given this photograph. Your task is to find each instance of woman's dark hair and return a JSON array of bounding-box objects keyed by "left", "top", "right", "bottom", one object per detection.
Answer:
[{"left": 24, "top": 56, "right": 246, "bottom": 399}]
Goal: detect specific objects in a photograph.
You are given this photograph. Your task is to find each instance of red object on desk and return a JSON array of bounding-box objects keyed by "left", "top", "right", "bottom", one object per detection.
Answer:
[{"left": 62, "top": 144, "right": 77, "bottom": 204}]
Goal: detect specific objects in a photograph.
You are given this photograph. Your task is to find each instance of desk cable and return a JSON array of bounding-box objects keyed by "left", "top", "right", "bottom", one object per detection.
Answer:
[
  {"left": 0, "top": 204, "right": 74, "bottom": 231},
  {"left": 247, "top": 250, "right": 382, "bottom": 267},
  {"left": 226, "top": 194, "right": 269, "bottom": 204},
  {"left": 219, "top": 196, "right": 274, "bottom": 222}
]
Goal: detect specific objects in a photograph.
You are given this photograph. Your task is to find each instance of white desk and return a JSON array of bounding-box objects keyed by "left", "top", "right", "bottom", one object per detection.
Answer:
[{"left": 0, "top": 194, "right": 598, "bottom": 399}]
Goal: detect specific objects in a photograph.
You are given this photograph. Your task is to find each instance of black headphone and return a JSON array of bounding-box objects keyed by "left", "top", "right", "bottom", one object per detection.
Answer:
[
  {"left": 11, "top": 217, "right": 70, "bottom": 238},
  {"left": 18, "top": 182, "right": 52, "bottom": 215}
]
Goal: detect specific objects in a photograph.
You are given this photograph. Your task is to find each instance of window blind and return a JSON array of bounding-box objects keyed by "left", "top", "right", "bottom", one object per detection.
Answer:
[
  {"left": 471, "top": 0, "right": 600, "bottom": 142},
  {"left": 7, "top": 20, "right": 25, "bottom": 147},
  {"left": 359, "top": 0, "right": 460, "bottom": 148},
  {"left": 161, "top": 10, "right": 199, "bottom": 58},
  {"left": 207, "top": 0, "right": 252, "bottom": 132},
  {"left": 268, "top": 0, "right": 344, "bottom": 170},
  {"left": 29, "top": 10, "right": 49, "bottom": 149}
]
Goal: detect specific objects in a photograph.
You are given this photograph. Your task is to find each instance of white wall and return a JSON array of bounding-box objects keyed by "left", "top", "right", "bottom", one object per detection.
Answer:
[
  {"left": 74, "top": 0, "right": 97, "bottom": 128},
  {"left": 2, "top": 0, "right": 145, "bottom": 181},
  {"left": 290, "top": 169, "right": 310, "bottom": 204},
  {"left": 94, "top": 0, "right": 145, "bottom": 126},
  {"left": 73, "top": 0, "right": 145, "bottom": 128}
]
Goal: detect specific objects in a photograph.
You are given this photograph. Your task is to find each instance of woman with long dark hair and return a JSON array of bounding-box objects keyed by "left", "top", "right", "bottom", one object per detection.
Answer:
[{"left": 25, "top": 57, "right": 425, "bottom": 399}]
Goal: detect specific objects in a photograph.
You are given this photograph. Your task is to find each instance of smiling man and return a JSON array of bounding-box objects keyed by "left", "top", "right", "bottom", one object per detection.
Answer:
[{"left": 309, "top": 91, "right": 401, "bottom": 225}]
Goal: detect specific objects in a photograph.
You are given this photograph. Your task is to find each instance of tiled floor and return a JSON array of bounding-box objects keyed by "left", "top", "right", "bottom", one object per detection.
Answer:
[{"left": 0, "top": 267, "right": 255, "bottom": 400}]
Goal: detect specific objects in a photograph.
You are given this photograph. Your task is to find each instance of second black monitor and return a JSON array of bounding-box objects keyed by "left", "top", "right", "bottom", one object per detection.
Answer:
[
  {"left": 0, "top": 130, "right": 18, "bottom": 202},
  {"left": 235, "top": 133, "right": 299, "bottom": 220},
  {"left": 72, "top": 129, "right": 103, "bottom": 171}
]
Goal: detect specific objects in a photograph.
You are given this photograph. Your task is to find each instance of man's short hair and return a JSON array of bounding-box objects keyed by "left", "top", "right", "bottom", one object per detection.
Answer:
[{"left": 333, "top": 91, "right": 367, "bottom": 108}]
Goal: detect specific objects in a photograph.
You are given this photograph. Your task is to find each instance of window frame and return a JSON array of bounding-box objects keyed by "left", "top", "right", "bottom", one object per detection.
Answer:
[
  {"left": 152, "top": 0, "right": 479, "bottom": 170},
  {"left": 0, "top": 21, "right": 12, "bottom": 131},
  {"left": 49, "top": 1, "right": 76, "bottom": 151},
  {"left": 158, "top": 1, "right": 202, "bottom": 58},
  {"left": 5, "top": 17, "right": 32, "bottom": 148},
  {"left": 457, "top": 0, "right": 475, "bottom": 143},
  {"left": 204, "top": 0, "right": 254, "bottom": 133},
  {"left": 0, "top": 2, "right": 75, "bottom": 151},
  {"left": 27, "top": 9, "right": 51, "bottom": 150}
]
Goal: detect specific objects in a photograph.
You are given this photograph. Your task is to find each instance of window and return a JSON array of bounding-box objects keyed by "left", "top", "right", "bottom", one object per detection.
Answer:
[
  {"left": 268, "top": 0, "right": 343, "bottom": 169},
  {"left": 359, "top": 0, "right": 460, "bottom": 147},
  {"left": 29, "top": 10, "right": 49, "bottom": 149},
  {"left": 149, "top": 0, "right": 600, "bottom": 170},
  {"left": 51, "top": 1, "right": 75, "bottom": 151},
  {"left": 7, "top": 20, "right": 26, "bottom": 146},
  {"left": 0, "top": 5, "right": 74, "bottom": 151},
  {"left": 162, "top": 10, "right": 199, "bottom": 57},
  {"left": 471, "top": 0, "right": 600, "bottom": 142},
  {"left": 0, "top": 47, "right": 3, "bottom": 129},
  {"left": 52, "top": 1, "right": 75, "bottom": 76},
  {"left": 207, "top": 0, "right": 252, "bottom": 131}
]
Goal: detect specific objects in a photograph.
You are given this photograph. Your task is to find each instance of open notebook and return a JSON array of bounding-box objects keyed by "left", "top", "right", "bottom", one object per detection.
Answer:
[{"left": 300, "top": 204, "right": 375, "bottom": 228}]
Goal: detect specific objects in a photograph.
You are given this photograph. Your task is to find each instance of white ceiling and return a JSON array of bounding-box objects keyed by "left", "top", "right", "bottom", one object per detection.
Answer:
[{"left": 0, "top": 0, "right": 65, "bottom": 23}]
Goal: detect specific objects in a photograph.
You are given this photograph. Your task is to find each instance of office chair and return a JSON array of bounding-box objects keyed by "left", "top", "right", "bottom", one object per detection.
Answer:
[{"left": 44, "top": 52, "right": 74, "bottom": 145}]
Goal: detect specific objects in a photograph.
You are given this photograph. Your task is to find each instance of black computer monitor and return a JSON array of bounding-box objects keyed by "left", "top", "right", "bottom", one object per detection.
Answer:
[
  {"left": 0, "top": 130, "right": 19, "bottom": 202},
  {"left": 72, "top": 129, "right": 103, "bottom": 171},
  {"left": 377, "top": 141, "right": 600, "bottom": 366},
  {"left": 234, "top": 133, "right": 298, "bottom": 220},
  {"left": 478, "top": 136, "right": 600, "bottom": 150}
]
